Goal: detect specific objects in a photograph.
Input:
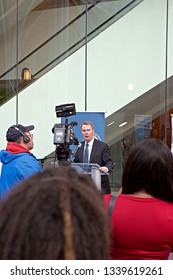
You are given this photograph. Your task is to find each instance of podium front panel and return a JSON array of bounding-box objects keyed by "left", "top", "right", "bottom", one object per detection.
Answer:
[{"left": 70, "top": 163, "right": 101, "bottom": 191}]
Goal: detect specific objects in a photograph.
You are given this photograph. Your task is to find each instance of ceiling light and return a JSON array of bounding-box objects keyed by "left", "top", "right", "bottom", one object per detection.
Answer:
[
  {"left": 128, "top": 83, "right": 134, "bottom": 91},
  {"left": 107, "top": 121, "right": 114, "bottom": 127},
  {"left": 119, "top": 121, "right": 127, "bottom": 127}
]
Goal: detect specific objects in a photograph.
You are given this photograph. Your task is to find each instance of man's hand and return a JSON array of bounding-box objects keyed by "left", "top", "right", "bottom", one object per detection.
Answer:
[{"left": 99, "top": 166, "right": 109, "bottom": 174}]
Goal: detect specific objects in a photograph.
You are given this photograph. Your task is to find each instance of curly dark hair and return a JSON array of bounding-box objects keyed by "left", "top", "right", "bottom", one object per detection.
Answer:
[
  {"left": 122, "top": 138, "right": 173, "bottom": 201},
  {"left": 0, "top": 166, "right": 110, "bottom": 260}
]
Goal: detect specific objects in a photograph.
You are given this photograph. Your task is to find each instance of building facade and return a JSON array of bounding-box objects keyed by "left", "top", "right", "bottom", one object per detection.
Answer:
[{"left": 0, "top": 0, "right": 173, "bottom": 190}]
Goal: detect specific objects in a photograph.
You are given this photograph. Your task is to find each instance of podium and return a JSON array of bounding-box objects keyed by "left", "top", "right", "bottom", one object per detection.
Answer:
[{"left": 71, "top": 163, "right": 101, "bottom": 191}]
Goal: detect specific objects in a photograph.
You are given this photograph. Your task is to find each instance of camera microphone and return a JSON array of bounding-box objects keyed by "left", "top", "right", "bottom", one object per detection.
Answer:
[{"left": 70, "top": 121, "right": 78, "bottom": 127}]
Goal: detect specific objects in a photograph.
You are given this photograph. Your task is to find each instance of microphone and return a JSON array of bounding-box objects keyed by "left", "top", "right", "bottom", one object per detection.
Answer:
[{"left": 70, "top": 121, "right": 78, "bottom": 127}]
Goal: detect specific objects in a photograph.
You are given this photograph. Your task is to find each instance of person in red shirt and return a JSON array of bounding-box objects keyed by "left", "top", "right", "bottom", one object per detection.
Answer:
[{"left": 104, "top": 138, "right": 173, "bottom": 260}]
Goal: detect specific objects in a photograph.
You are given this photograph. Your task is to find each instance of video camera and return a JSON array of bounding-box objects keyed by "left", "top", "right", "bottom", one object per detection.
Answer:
[{"left": 52, "top": 103, "right": 79, "bottom": 163}]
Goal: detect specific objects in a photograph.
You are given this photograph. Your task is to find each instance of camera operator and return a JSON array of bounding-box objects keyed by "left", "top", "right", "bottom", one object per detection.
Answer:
[{"left": 0, "top": 124, "right": 42, "bottom": 199}]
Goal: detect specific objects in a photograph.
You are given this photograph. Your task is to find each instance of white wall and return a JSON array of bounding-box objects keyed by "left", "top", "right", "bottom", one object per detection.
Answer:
[{"left": 0, "top": 0, "right": 172, "bottom": 159}]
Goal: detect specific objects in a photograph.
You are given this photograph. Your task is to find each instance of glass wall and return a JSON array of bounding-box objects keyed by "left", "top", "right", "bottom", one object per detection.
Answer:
[
  {"left": 0, "top": 0, "right": 172, "bottom": 191},
  {"left": 103, "top": 0, "right": 173, "bottom": 189},
  {"left": 0, "top": 0, "right": 138, "bottom": 107}
]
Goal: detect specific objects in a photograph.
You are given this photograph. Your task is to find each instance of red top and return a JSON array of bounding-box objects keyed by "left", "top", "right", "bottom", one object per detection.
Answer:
[{"left": 104, "top": 194, "right": 173, "bottom": 260}]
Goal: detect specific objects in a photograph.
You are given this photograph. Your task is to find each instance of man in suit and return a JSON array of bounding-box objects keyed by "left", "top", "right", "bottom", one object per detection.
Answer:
[{"left": 74, "top": 121, "right": 113, "bottom": 194}]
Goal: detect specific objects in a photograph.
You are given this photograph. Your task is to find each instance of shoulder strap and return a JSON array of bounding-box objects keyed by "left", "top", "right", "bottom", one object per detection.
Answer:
[{"left": 108, "top": 195, "right": 116, "bottom": 217}]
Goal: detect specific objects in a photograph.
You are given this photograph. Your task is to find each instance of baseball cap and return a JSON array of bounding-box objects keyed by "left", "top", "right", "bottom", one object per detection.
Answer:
[{"left": 6, "top": 124, "right": 34, "bottom": 142}]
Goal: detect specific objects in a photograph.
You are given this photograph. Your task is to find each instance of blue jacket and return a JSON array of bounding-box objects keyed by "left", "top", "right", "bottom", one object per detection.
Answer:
[{"left": 0, "top": 150, "right": 42, "bottom": 199}]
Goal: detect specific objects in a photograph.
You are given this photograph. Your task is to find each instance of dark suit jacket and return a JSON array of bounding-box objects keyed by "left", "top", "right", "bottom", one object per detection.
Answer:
[{"left": 74, "top": 138, "right": 113, "bottom": 193}]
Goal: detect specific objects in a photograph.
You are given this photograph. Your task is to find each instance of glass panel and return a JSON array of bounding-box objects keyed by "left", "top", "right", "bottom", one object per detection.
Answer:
[
  {"left": 87, "top": 0, "right": 170, "bottom": 191},
  {"left": 0, "top": 0, "right": 141, "bottom": 106},
  {"left": 0, "top": 0, "right": 16, "bottom": 105}
]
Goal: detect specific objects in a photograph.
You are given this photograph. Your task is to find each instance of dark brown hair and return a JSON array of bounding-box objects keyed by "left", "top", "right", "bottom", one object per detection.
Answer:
[
  {"left": 122, "top": 138, "right": 173, "bottom": 201},
  {"left": 0, "top": 166, "right": 109, "bottom": 259}
]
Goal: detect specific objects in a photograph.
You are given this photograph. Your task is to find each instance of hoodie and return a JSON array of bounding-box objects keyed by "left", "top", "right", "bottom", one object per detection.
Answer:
[{"left": 0, "top": 142, "right": 42, "bottom": 199}]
